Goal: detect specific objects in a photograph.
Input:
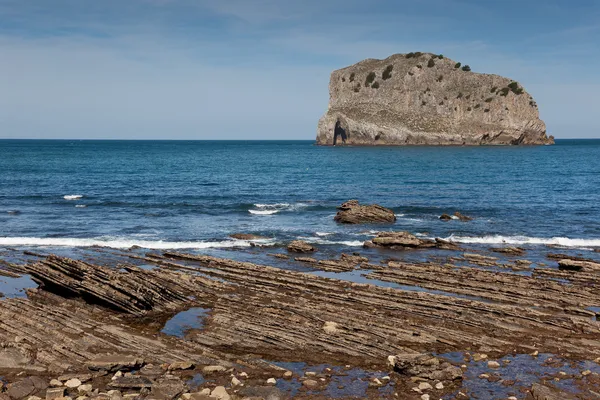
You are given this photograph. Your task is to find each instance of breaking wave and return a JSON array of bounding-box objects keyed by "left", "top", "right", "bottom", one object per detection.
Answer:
[
  {"left": 249, "top": 209, "right": 279, "bottom": 215},
  {"left": 0, "top": 237, "right": 263, "bottom": 250},
  {"left": 249, "top": 202, "right": 309, "bottom": 215},
  {"left": 64, "top": 195, "right": 83, "bottom": 200},
  {"left": 447, "top": 235, "right": 600, "bottom": 248}
]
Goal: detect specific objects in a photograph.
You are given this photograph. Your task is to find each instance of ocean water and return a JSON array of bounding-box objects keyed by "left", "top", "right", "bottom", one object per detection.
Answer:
[{"left": 1, "top": 139, "right": 599, "bottom": 252}]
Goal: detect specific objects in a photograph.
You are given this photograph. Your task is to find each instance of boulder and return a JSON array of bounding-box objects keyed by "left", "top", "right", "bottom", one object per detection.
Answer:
[
  {"left": 387, "top": 353, "right": 463, "bottom": 381},
  {"left": 87, "top": 355, "right": 145, "bottom": 372},
  {"left": 530, "top": 383, "right": 577, "bottom": 400},
  {"left": 558, "top": 259, "right": 600, "bottom": 272},
  {"left": 365, "top": 231, "right": 458, "bottom": 251},
  {"left": 439, "top": 214, "right": 453, "bottom": 221},
  {"left": 333, "top": 200, "right": 396, "bottom": 224},
  {"left": 287, "top": 240, "right": 316, "bottom": 253},
  {"left": 210, "top": 386, "right": 231, "bottom": 400},
  {"left": 150, "top": 377, "right": 186, "bottom": 400},
  {"left": 6, "top": 377, "right": 47, "bottom": 400}
]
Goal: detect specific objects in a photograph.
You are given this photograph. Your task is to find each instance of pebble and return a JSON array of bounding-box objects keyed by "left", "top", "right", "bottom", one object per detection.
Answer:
[
  {"left": 478, "top": 374, "right": 490, "bottom": 379},
  {"left": 559, "top": 371, "right": 567, "bottom": 376},
  {"left": 372, "top": 378, "right": 383, "bottom": 386},
  {"left": 381, "top": 376, "right": 391, "bottom": 381},
  {"left": 210, "top": 386, "right": 231, "bottom": 400},
  {"left": 531, "top": 350, "right": 539, "bottom": 356},
  {"left": 181, "top": 394, "right": 192, "bottom": 400},
  {"left": 266, "top": 378, "right": 277, "bottom": 385},
  {"left": 231, "top": 377, "right": 242, "bottom": 386},
  {"left": 283, "top": 371, "right": 293, "bottom": 379},
  {"left": 65, "top": 379, "right": 82, "bottom": 389},
  {"left": 305, "top": 371, "right": 316, "bottom": 377},
  {"left": 200, "top": 389, "right": 211, "bottom": 395},
  {"left": 473, "top": 353, "right": 488, "bottom": 362},
  {"left": 239, "top": 372, "right": 249, "bottom": 378},
  {"left": 421, "top": 395, "right": 430, "bottom": 400},
  {"left": 27, "top": 397, "right": 42, "bottom": 400},
  {"left": 487, "top": 361, "right": 501, "bottom": 369},
  {"left": 418, "top": 382, "right": 432, "bottom": 391},
  {"left": 50, "top": 379, "right": 63, "bottom": 387},
  {"left": 302, "top": 379, "right": 319, "bottom": 389},
  {"left": 203, "top": 365, "right": 227, "bottom": 374},
  {"left": 76, "top": 397, "right": 88, "bottom": 400},
  {"left": 435, "top": 382, "right": 444, "bottom": 390},
  {"left": 168, "top": 361, "right": 194, "bottom": 371},
  {"left": 77, "top": 384, "right": 92, "bottom": 394},
  {"left": 111, "top": 371, "right": 123, "bottom": 381},
  {"left": 582, "top": 370, "right": 592, "bottom": 376},
  {"left": 508, "top": 397, "right": 518, "bottom": 400}
]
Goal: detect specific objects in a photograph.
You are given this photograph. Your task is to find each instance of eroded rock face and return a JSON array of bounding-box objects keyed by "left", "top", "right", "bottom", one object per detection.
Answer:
[
  {"left": 317, "top": 53, "right": 554, "bottom": 146},
  {"left": 334, "top": 200, "right": 396, "bottom": 224}
]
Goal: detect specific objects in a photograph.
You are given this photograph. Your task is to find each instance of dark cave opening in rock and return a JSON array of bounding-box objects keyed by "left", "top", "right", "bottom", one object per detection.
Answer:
[{"left": 333, "top": 120, "right": 347, "bottom": 145}]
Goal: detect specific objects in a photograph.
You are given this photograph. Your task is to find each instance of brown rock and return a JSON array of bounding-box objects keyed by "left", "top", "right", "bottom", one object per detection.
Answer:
[
  {"left": 150, "top": 377, "right": 186, "bottom": 400},
  {"left": 302, "top": 379, "right": 319, "bottom": 390},
  {"left": 439, "top": 214, "right": 453, "bottom": 221},
  {"left": 87, "top": 355, "right": 145, "bottom": 372},
  {"left": 490, "top": 247, "right": 525, "bottom": 256},
  {"left": 230, "top": 233, "right": 267, "bottom": 240},
  {"left": 44, "top": 387, "right": 65, "bottom": 400},
  {"left": 530, "top": 383, "right": 577, "bottom": 400},
  {"left": 558, "top": 259, "right": 600, "bottom": 272},
  {"left": 365, "top": 231, "right": 458, "bottom": 251},
  {"left": 388, "top": 353, "right": 463, "bottom": 381},
  {"left": 109, "top": 376, "right": 152, "bottom": 390},
  {"left": 453, "top": 212, "right": 472, "bottom": 221},
  {"left": 287, "top": 240, "right": 316, "bottom": 253},
  {"left": 6, "top": 377, "right": 47, "bottom": 399},
  {"left": 334, "top": 200, "right": 396, "bottom": 224}
]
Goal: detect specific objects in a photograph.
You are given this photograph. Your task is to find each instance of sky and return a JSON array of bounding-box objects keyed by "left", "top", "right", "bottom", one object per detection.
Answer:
[{"left": 0, "top": 0, "right": 599, "bottom": 140}]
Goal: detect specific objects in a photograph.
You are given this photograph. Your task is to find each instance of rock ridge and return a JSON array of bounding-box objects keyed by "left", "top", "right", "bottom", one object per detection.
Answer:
[{"left": 317, "top": 52, "right": 554, "bottom": 146}]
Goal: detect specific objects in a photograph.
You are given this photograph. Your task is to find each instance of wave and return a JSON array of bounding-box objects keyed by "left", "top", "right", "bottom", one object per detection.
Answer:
[
  {"left": 447, "top": 235, "right": 600, "bottom": 248},
  {"left": 249, "top": 202, "right": 310, "bottom": 215},
  {"left": 315, "top": 232, "right": 334, "bottom": 237},
  {"left": 75, "top": 205, "right": 87, "bottom": 208},
  {"left": 297, "top": 236, "right": 363, "bottom": 247},
  {"left": 249, "top": 209, "right": 279, "bottom": 215},
  {"left": 0, "top": 237, "right": 263, "bottom": 250},
  {"left": 64, "top": 195, "right": 83, "bottom": 200}
]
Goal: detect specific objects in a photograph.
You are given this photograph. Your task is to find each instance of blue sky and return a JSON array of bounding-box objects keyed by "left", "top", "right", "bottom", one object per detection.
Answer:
[{"left": 0, "top": 0, "right": 599, "bottom": 139}]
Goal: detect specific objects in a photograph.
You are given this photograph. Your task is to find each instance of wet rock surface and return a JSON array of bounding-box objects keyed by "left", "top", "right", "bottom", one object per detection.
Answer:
[
  {"left": 1, "top": 244, "right": 600, "bottom": 399},
  {"left": 333, "top": 200, "right": 396, "bottom": 224},
  {"left": 286, "top": 241, "right": 316, "bottom": 253}
]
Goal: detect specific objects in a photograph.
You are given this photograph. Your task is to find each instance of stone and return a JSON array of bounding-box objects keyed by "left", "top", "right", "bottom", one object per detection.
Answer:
[
  {"left": 487, "top": 361, "right": 500, "bottom": 369},
  {"left": 45, "top": 388, "right": 66, "bottom": 400},
  {"left": 435, "top": 382, "right": 444, "bottom": 390},
  {"left": 421, "top": 395, "right": 430, "bottom": 400},
  {"left": 57, "top": 374, "right": 92, "bottom": 383},
  {"left": 231, "top": 377, "right": 242, "bottom": 386},
  {"left": 283, "top": 371, "right": 293, "bottom": 379},
  {"left": 302, "top": 380, "right": 319, "bottom": 390},
  {"left": 582, "top": 370, "right": 592, "bottom": 376},
  {"left": 266, "top": 378, "right": 277, "bottom": 385},
  {"left": 229, "top": 233, "right": 267, "bottom": 240},
  {"left": 439, "top": 214, "right": 452, "bottom": 221},
  {"left": 210, "top": 386, "right": 231, "bottom": 400},
  {"left": 77, "top": 385, "right": 92, "bottom": 394},
  {"left": 322, "top": 321, "right": 341, "bottom": 334},
  {"left": 239, "top": 372, "right": 249, "bottom": 378},
  {"left": 149, "top": 377, "right": 186, "bottom": 400},
  {"left": 286, "top": 240, "right": 316, "bottom": 253},
  {"left": 472, "top": 353, "right": 488, "bottom": 361},
  {"left": 478, "top": 374, "right": 490, "bottom": 379},
  {"left": 237, "top": 387, "right": 284, "bottom": 400},
  {"left": 64, "top": 379, "right": 82, "bottom": 389},
  {"left": 199, "top": 389, "right": 211, "bottom": 395},
  {"left": 28, "top": 397, "right": 43, "bottom": 400},
  {"left": 418, "top": 382, "right": 432, "bottom": 391},
  {"left": 316, "top": 53, "right": 553, "bottom": 146},
  {"left": 202, "top": 365, "right": 227, "bottom": 374},
  {"left": 107, "top": 390, "right": 122, "bottom": 400},
  {"left": 50, "top": 380, "right": 63, "bottom": 388},
  {"left": 109, "top": 377, "right": 152, "bottom": 390},
  {"left": 388, "top": 353, "right": 463, "bottom": 381},
  {"left": 365, "top": 231, "right": 436, "bottom": 250},
  {"left": 7, "top": 377, "right": 48, "bottom": 399},
  {"left": 168, "top": 361, "right": 194, "bottom": 371},
  {"left": 558, "top": 259, "right": 600, "bottom": 272},
  {"left": 530, "top": 383, "right": 577, "bottom": 400},
  {"left": 334, "top": 200, "right": 396, "bottom": 224},
  {"left": 305, "top": 372, "right": 316, "bottom": 377},
  {"left": 86, "top": 355, "right": 145, "bottom": 372}
]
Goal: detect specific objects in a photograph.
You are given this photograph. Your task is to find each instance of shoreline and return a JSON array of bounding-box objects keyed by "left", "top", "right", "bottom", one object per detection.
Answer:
[{"left": 1, "top": 237, "right": 600, "bottom": 399}]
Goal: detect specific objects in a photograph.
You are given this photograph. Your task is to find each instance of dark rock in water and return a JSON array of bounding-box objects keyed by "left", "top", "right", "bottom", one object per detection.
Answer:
[
  {"left": 334, "top": 200, "right": 396, "bottom": 224},
  {"left": 440, "top": 212, "right": 472, "bottom": 221},
  {"left": 491, "top": 246, "right": 525, "bottom": 256},
  {"left": 365, "top": 231, "right": 460, "bottom": 251},
  {"left": 547, "top": 253, "right": 595, "bottom": 262},
  {"left": 388, "top": 353, "right": 463, "bottom": 381},
  {"left": 230, "top": 233, "right": 268, "bottom": 240},
  {"left": 295, "top": 256, "right": 318, "bottom": 263},
  {"left": 530, "top": 383, "right": 577, "bottom": 400},
  {"left": 287, "top": 240, "right": 316, "bottom": 253},
  {"left": 453, "top": 211, "right": 472, "bottom": 221},
  {"left": 269, "top": 253, "right": 290, "bottom": 259}
]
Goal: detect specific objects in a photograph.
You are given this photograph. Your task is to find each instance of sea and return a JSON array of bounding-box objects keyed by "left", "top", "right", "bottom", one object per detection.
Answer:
[{"left": 1, "top": 139, "right": 599, "bottom": 253}]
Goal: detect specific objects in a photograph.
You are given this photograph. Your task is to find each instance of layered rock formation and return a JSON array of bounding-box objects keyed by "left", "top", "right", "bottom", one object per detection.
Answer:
[
  {"left": 334, "top": 200, "right": 396, "bottom": 224},
  {"left": 317, "top": 52, "right": 554, "bottom": 146}
]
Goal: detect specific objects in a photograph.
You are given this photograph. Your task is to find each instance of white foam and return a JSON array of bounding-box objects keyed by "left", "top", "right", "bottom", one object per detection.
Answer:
[
  {"left": 395, "top": 214, "right": 405, "bottom": 217},
  {"left": 450, "top": 215, "right": 460, "bottom": 220},
  {"left": 64, "top": 195, "right": 83, "bottom": 200},
  {"left": 254, "top": 203, "right": 290, "bottom": 209},
  {"left": 447, "top": 235, "right": 600, "bottom": 248},
  {"left": 0, "top": 237, "right": 256, "bottom": 250},
  {"left": 249, "top": 210, "right": 279, "bottom": 215},
  {"left": 315, "top": 232, "right": 334, "bottom": 237},
  {"left": 75, "top": 205, "right": 87, "bottom": 208},
  {"left": 297, "top": 236, "right": 363, "bottom": 247}
]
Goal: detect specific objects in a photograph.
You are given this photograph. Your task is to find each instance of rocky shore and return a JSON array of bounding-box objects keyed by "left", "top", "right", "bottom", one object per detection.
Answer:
[{"left": 1, "top": 225, "right": 600, "bottom": 399}]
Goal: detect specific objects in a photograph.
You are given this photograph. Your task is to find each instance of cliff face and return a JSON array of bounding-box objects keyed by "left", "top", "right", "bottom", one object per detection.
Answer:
[{"left": 316, "top": 53, "right": 554, "bottom": 146}]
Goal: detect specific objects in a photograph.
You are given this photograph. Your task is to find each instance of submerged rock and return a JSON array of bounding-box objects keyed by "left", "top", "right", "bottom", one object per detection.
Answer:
[
  {"left": 229, "top": 233, "right": 267, "bottom": 240},
  {"left": 287, "top": 240, "right": 316, "bottom": 253},
  {"left": 334, "top": 200, "right": 396, "bottom": 224},
  {"left": 317, "top": 52, "right": 553, "bottom": 146}
]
